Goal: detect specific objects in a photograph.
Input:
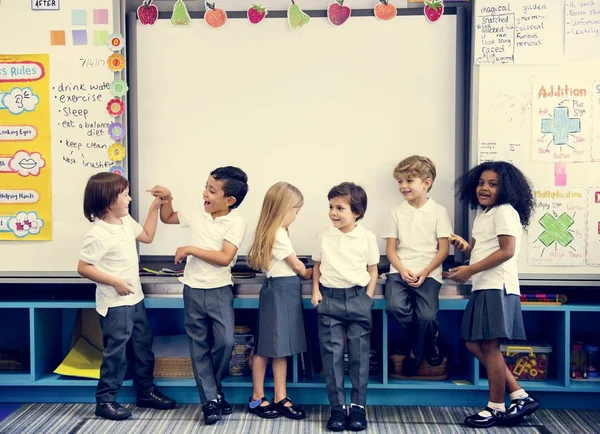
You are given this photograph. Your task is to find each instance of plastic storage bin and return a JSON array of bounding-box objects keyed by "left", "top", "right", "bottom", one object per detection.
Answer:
[{"left": 500, "top": 343, "right": 552, "bottom": 381}]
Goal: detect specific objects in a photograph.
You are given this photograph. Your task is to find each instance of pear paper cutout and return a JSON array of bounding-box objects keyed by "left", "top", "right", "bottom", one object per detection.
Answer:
[
  {"left": 288, "top": 0, "right": 310, "bottom": 30},
  {"left": 171, "top": 0, "right": 191, "bottom": 26}
]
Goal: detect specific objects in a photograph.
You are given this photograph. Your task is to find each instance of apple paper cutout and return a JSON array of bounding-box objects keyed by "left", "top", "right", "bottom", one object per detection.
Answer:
[
  {"left": 248, "top": 4, "right": 268, "bottom": 24},
  {"left": 328, "top": 0, "right": 351, "bottom": 26},
  {"left": 205, "top": 2, "right": 228, "bottom": 28},
  {"left": 138, "top": 0, "right": 158, "bottom": 26},
  {"left": 288, "top": 0, "right": 310, "bottom": 30},
  {"left": 374, "top": 0, "right": 396, "bottom": 21},
  {"left": 171, "top": 0, "right": 191, "bottom": 26}
]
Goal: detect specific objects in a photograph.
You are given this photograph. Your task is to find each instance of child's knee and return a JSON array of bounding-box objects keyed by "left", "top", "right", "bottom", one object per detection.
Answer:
[{"left": 465, "top": 341, "right": 480, "bottom": 354}]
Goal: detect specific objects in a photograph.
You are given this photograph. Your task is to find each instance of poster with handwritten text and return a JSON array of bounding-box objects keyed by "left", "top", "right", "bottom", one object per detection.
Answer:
[
  {"left": 531, "top": 80, "right": 592, "bottom": 162},
  {"left": 478, "top": 138, "right": 527, "bottom": 169},
  {"left": 565, "top": 1, "right": 600, "bottom": 60},
  {"left": 474, "top": 0, "right": 564, "bottom": 65},
  {"left": 587, "top": 188, "right": 600, "bottom": 265},
  {"left": 0, "top": 54, "right": 51, "bottom": 240},
  {"left": 527, "top": 187, "right": 586, "bottom": 266},
  {"left": 593, "top": 81, "right": 600, "bottom": 161}
]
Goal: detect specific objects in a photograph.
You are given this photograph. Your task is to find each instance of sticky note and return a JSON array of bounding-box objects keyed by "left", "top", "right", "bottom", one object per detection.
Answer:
[
  {"left": 93, "top": 30, "right": 109, "bottom": 46},
  {"left": 554, "top": 162, "right": 567, "bottom": 187},
  {"left": 50, "top": 30, "right": 66, "bottom": 46},
  {"left": 94, "top": 9, "right": 109, "bottom": 25},
  {"left": 71, "top": 9, "right": 87, "bottom": 25},
  {"left": 72, "top": 30, "right": 88, "bottom": 46}
]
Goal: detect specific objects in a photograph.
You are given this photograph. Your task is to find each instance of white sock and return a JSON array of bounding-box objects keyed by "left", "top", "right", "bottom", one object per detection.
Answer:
[
  {"left": 509, "top": 389, "right": 528, "bottom": 402},
  {"left": 478, "top": 401, "right": 505, "bottom": 417},
  {"left": 350, "top": 403, "right": 365, "bottom": 410}
]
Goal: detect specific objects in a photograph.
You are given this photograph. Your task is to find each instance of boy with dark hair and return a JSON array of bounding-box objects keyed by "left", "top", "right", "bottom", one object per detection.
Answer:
[{"left": 149, "top": 166, "right": 249, "bottom": 425}]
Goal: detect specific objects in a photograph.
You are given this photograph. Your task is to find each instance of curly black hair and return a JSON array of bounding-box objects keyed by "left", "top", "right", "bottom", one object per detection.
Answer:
[{"left": 455, "top": 161, "right": 535, "bottom": 227}]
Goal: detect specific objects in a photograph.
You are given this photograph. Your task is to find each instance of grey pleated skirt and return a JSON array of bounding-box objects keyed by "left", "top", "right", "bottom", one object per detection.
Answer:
[
  {"left": 255, "top": 275, "right": 307, "bottom": 358},
  {"left": 460, "top": 288, "right": 526, "bottom": 341}
]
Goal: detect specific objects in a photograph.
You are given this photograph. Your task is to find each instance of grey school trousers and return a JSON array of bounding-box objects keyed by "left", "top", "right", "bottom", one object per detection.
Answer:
[
  {"left": 96, "top": 301, "right": 155, "bottom": 403},
  {"left": 385, "top": 274, "right": 441, "bottom": 363},
  {"left": 317, "top": 285, "right": 373, "bottom": 407},
  {"left": 183, "top": 284, "right": 235, "bottom": 404}
]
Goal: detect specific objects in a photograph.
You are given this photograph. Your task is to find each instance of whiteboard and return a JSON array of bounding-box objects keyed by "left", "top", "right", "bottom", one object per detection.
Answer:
[
  {"left": 0, "top": 0, "right": 121, "bottom": 275},
  {"left": 473, "top": 61, "right": 600, "bottom": 279},
  {"left": 133, "top": 13, "right": 460, "bottom": 257}
]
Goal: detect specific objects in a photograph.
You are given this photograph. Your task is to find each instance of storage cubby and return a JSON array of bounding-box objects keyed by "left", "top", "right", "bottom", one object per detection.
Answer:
[
  {"left": 0, "top": 308, "right": 31, "bottom": 383},
  {"left": 478, "top": 310, "right": 566, "bottom": 389}
]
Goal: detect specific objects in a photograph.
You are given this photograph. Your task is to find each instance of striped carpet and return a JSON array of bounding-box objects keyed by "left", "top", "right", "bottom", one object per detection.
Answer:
[{"left": 0, "top": 404, "right": 598, "bottom": 434}]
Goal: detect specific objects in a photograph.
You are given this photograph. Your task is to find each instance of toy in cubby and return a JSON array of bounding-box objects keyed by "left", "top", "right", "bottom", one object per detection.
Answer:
[{"left": 501, "top": 343, "right": 552, "bottom": 381}]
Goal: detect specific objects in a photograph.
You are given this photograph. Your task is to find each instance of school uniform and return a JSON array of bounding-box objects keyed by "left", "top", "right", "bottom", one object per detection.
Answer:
[
  {"left": 178, "top": 205, "right": 246, "bottom": 404},
  {"left": 460, "top": 204, "right": 526, "bottom": 341},
  {"left": 382, "top": 198, "right": 452, "bottom": 363},
  {"left": 255, "top": 228, "right": 307, "bottom": 357},
  {"left": 79, "top": 216, "right": 155, "bottom": 403},
  {"left": 313, "top": 224, "right": 379, "bottom": 407}
]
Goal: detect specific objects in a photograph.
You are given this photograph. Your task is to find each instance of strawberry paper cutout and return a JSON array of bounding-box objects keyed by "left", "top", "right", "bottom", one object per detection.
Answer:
[
  {"left": 248, "top": 4, "right": 268, "bottom": 24},
  {"left": 205, "top": 2, "right": 228, "bottom": 28},
  {"left": 374, "top": 0, "right": 396, "bottom": 21},
  {"left": 328, "top": 0, "right": 351, "bottom": 26},
  {"left": 138, "top": 0, "right": 158, "bottom": 26},
  {"left": 424, "top": 0, "right": 444, "bottom": 23}
]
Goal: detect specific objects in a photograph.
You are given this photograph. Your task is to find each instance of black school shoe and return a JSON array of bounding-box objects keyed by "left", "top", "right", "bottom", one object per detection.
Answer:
[
  {"left": 248, "top": 397, "right": 280, "bottom": 419},
  {"left": 348, "top": 405, "right": 367, "bottom": 431},
  {"left": 273, "top": 397, "right": 306, "bottom": 420},
  {"left": 502, "top": 395, "right": 541, "bottom": 425},
  {"left": 217, "top": 392, "right": 233, "bottom": 415},
  {"left": 464, "top": 407, "right": 506, "bottom": 428},
  {"left": 202, "top": 400, "right": 222, "bottom": 425},
  {"left": 326, "top": 405, "right": 347, "bottom": 432},
  {"left": 402, "top": 356, "right": 418, "bottom": 377},
  {"left": 136, "top": 388, "right": 177, "bottom": 410},
  {"left": 426, "top": 336, "right": 443, "bottom": 367},
  {"left": 95, "top": 402, "right": 132, "bottom": 420}
]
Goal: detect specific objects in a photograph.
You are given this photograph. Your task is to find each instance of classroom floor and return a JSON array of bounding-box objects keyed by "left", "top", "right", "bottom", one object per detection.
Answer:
[{"left": 0, "top": 404, "right": 598, "bottom": 433}]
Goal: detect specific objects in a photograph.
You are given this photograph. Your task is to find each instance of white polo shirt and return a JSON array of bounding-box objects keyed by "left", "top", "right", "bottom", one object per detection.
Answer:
[
  {"left": 382, "top": 198, "right": 452, "bottom": 283},
  {"left": 312, "top": 224, "right": 380, "bottom": 289},
  {"left": 470, "top": 204, "right": 522, "bottom": 295},
  {"left": 79, "top": 215, "right": 145, "bottom": 317},
  {"left": 266, "top": 228, "right": 297, "bottom": 278},
  {"left": 178, "top": 205, "right": 246, "bottom": 289}
]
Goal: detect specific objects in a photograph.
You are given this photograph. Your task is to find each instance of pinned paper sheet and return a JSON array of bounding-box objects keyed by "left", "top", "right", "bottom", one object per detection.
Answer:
[
  {"left": 554, "top": 162, "right": 567, "bottom": 187},
  {"left": 54, "top": 338, "right": 102, "bottom": 379}
]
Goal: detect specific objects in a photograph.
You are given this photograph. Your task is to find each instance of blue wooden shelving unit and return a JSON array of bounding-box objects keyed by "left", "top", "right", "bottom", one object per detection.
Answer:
[{"left": 0, "top": 298, "right": 599, "bottom": 409}]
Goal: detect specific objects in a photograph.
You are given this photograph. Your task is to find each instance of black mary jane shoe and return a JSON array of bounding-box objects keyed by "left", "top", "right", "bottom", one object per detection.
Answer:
[
  {"left": 273, "top": 397, "right": 306, "bottom": 420},
  {"left": 248, "top": 397, "right": 280, "bottom": 419},
  {"left": 347, "top": 405, "right": 367, "bottom": 431},
  {"left": 502, "top": 395, "right": 541, "bottom": 425},
  {"left": 464, "top": 407, "right": 506, "bottom": 428}
]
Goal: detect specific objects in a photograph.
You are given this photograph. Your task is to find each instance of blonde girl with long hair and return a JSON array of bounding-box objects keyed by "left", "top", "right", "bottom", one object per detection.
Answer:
[{"left": 246, "top": 182, "right": 312, "bottom": 420}]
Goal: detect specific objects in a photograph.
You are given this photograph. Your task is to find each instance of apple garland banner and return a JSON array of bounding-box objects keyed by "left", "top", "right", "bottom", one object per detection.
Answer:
[
  {"left": 424, "top": 0, "right": 444, "bottom": 23},
  {"left": 205, "top": 2, "right": 228, "bottom": 29},
  {"left": 248, "top": 3, "right": 268, "bottom": 25},
  {"left": 288, "top": 0, "right": 310, "bottom": 30},
  {"left": 138, "top": 0, "right": 159, "bottom": 26},
  {"left": 172, "top": 0, "right": 192, "bottom": 26},
  {"left": 328, "top": 0, "right": 351, "bottom": 26},
  {"left": 374, "top": 0, "right": 397, "bottom": 21}
]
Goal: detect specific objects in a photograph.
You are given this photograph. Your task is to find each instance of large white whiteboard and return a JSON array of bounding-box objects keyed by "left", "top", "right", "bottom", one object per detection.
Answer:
[
  {"left": 473, "top": 61, "right": 600, "bottom": 278},
  {"left": 0, "top": 0, "right": 119, "bottom": 274},
  {"left": 134, "top": 14, "right": 460, "bottom": 257}
]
